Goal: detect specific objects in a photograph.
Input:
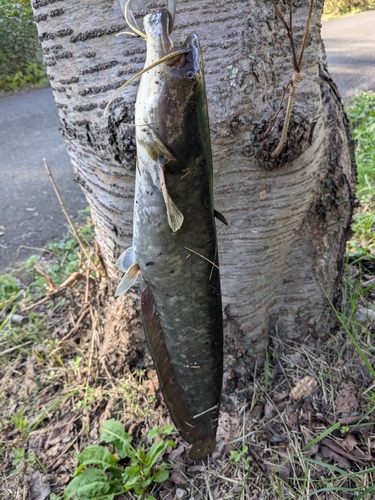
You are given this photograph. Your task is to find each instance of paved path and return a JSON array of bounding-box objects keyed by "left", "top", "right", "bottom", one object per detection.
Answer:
[
  {"left": 322, "top": 10, "right": 375, "bottom": 100},
  {"left": 1, "top": 12, "right": 375, "bottom": 269},
  {"left": 0, "top": 87, "right": 86, "bottom": 269}
]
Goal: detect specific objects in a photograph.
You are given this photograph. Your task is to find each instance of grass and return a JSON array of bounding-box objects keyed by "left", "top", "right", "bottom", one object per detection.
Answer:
[
  {"left": 1, "top": 93, "right": 375, "bottom": 498},
  {"left": 346, "top": 92, "right": 375, "bottom": 254}
]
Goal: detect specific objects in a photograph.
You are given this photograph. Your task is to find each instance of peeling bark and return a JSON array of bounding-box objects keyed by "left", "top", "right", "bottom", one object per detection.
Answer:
[{"left": 32, "top": 0, "right": 356, "bottom": 390}]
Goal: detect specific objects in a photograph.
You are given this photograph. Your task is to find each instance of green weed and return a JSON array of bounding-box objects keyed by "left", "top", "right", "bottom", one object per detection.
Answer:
[
  {"left": 0, "top": 274, "right": 22, "bottom": 308},
  {"left": 10, "top": 447, "right": 41, "bottom": 477},
  {"left": 64, "top": 419, "right": 174, "bottom": 500},
  {"left": 346, "top": 92, "right": 375, "bottom": 252},
  {"left": 229, "top": 445, "right": 250, "bottom": 466}
]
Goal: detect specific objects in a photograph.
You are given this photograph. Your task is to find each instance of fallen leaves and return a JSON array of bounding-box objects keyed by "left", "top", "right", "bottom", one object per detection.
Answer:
[
  {"left": 336, "top": 383, "right": 359, "bottom": 417},
  {"left": 290, "top": 376, "right": 318, "bottom": 401}
]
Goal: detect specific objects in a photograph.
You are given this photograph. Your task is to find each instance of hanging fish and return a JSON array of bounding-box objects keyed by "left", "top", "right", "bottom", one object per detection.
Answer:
[{"left": 113, "top": 3, "right": 224, "bottom": 460}]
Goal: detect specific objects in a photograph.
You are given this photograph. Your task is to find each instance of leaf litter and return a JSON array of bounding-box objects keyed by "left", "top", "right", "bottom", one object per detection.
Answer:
[{"left": 1, "top": 226, "right": 375, "bottom": 499}]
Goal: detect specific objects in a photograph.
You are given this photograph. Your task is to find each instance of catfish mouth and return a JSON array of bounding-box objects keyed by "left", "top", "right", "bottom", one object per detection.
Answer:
[{"left": 170, "top": 34, "right": 200, "bottom": 80}]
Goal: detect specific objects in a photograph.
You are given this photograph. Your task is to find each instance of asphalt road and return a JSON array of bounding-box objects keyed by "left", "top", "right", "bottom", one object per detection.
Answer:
[
  {"left": 1, "top": 11, "right": 374, "bottom": 269},
  {"left": 322, "top": 10, "right": 375, "bottom": 100},
  {"left": 0, "top": 88, "right": 87, "bottom": 269}
]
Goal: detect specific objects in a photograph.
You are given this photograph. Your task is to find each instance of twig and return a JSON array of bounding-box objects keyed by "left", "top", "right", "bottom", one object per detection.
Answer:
[
  {"left": 271, "top": 72, "right": 302, "bottom": 158},
  {"left": 298, "top": 0, "right": 314, "bottom": 68},
  {"left": 22, "top": 272, "right": 90, "bottom": 311},
  {"left": 0, "top": 341, "right": 33, "bottom": 357},
  {"left": 34, "top": 262, "right": 57, "bottom": 290},
  {"left": 267, "top": 0, "right": 314, "bottom": 157},
  {"left": 43, "top": 158, "right": 99, "bottom": 272},
  {"left": 16, "top": 245, "right": 56, "bottom": 258},
  {"left": 84, "top": 260, "right": 91, "bottom": 304},
  {"left": 54, "top": 305, "right": 90, "bottom": 345},
  {"left": 264, "top": 78, "right": 292, "bottom": 136}
]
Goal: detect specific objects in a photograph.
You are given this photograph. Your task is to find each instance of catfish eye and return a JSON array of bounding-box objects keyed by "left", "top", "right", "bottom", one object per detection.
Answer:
[{"left": 186, "top": 69, "right": 196, "bottom": 79}]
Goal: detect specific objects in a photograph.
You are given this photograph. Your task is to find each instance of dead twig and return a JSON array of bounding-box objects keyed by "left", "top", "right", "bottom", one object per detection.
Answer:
[
  {"left": 43, "top": 158, "right": 100, "bottom": 273},
  {"left": 22, "top": 272, "right": 93, "bottom": 312},
  {"left": 0, "top": 341, "right": 33, "bottom": 357},
  {"left": 16, "top": 245, "right": 57, "bottom": 258},
  {"left": 264, "top": 78, "right": 292, "bottom": 136},
  {"left": 271, "top": 72, "right": 302, "bottom": 158},
  {"left": 55, "top": 305, "right": 91, "bottom": 345},
  {"left": 267, "top": 0, "right": 314, "bottom": 157}
]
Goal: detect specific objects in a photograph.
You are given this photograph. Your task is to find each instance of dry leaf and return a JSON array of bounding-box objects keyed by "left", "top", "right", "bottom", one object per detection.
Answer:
[
  {"left": 320, "top": 446, "right": 352, "bottom": 469},
  {"left": 290, "top": 376, "right": 318, "bottom": 400},
  {"left": 322, "top": 438, "right": 366, "bottom": 465},
  {"left": 27, "top": 469, "right": 51, "bottom": 500},
  {"left": 336, "top": 383, "right": 359, "bottom": 417},
  {"left": 168, "top": 444, "right": 185, "bottom": 462},
  {"left": 300, "top": 425, "right": 319, "bottom": 455},
  {"left": 169, "top": 469, "right": 187, "bottom": 485},
  {"left": 216, "top": 412, "right": 241, "bottom": 442},
  {"left": 341, "top": 433, "right": 359, "bottom": 453},
  {"left": 265, "top": 424, "right": 288, "bottom": 443},
  {"left": 25, "top": 358, "right": 36, "bottom": 394},
  {"left": 264, "top": 399, "right": 276, "bottom": 421}
]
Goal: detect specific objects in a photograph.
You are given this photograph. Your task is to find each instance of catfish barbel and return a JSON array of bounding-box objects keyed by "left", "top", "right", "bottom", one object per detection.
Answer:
[{"left": 114, "top": 6, "right": 224, "bottom": 460}]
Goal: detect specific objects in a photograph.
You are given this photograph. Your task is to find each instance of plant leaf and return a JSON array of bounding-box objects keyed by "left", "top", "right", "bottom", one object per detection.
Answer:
[
  {"left": 152, "top": 469, "right": 169, "bottom": 483},
  {"left": 78, "top": 445, "right": 119, "bottom": 471},
  {"left": 146, "top": 440, "right": 169, "bottom": 469},
  {"left": 64, "top": 469, "right": 111, "bottom": 500},
  {"left": 100, "top": 419, "right": 133, "bottom": 459}
]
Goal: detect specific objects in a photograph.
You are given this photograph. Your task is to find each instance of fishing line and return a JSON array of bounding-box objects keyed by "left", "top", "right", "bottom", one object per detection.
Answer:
[{"left": 104, "top": 48, "right": 190, "bottom": 114}]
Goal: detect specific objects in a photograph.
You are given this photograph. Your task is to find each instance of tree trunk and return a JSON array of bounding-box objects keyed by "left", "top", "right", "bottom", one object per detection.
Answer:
[{"left": 31, "top": 0, "right": 356, "bottom": 388}]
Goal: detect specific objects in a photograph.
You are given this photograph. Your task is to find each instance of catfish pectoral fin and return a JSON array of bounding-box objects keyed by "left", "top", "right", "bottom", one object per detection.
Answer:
[
  {"left": 158, "top": 163, "right": 184, "bottom": 232},
  {"left": 115, "top": 262, "right": 140, "bottom": 296},
  {"left": 116, "top": 246, "right": 135, "bottom": 272},
  {"left": 165, "top": 196, "right": 184, "bottom": 232},
  {"left": 214, "top": 209, "right": 228, "bottom": 226},
  {"left": 189, "top": 436, "right": 216, "bottom": 461},
  {"left": 149, "top": 126, "right": 176, "bottom": 162}
]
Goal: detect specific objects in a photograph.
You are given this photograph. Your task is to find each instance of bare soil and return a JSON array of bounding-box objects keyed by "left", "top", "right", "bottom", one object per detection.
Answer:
[{"left": 1, "top": 250, "right": 375, "bottom": 500}]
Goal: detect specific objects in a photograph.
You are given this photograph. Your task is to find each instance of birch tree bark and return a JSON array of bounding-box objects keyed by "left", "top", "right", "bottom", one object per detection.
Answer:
[{"left": 31, "top": 0, "right": 356, "bottom": 388}]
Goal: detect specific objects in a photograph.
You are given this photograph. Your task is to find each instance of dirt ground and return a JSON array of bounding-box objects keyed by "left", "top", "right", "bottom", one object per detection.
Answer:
[{"left": 1, "top": 244, "right": 375, "bottom": 500}]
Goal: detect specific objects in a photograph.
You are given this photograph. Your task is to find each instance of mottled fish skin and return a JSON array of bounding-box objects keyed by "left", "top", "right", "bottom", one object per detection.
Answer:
[{"left": 119, "top": 9, "right": 223, "bottom": 459}]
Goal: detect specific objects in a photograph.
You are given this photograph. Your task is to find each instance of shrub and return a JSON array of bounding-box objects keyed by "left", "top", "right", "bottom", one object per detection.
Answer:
[
  {"left": 0, "top": 0, "right": 47, "bottom": 91},
  {"left": 324, "top": 0, "right": 375, "bottom": 17}
]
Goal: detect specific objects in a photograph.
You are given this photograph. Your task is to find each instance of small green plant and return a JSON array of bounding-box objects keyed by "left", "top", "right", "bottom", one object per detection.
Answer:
[
  {"left": 64, "top": 419, "right": 174, "bottom": 500},
  {"left": 0, "top": 274, "right": 21, "bottom": 308},
  {"left": 10, "top": 407, "right": 29, "bottom": 441},
  {"left": 229, "top": 445, "right": 250, "bottom": 466},
  {"left": 10, "top": 447, "right": 39, "bottom": 477}
]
